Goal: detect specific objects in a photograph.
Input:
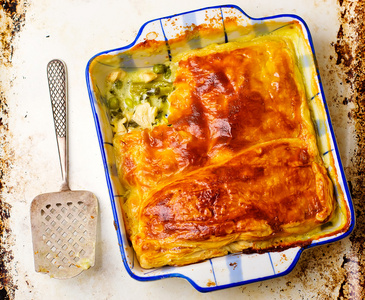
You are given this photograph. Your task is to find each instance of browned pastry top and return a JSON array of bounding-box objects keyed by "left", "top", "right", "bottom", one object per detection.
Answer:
[{"left": 113, "top": 36, "right": 335, "bottom": 269}]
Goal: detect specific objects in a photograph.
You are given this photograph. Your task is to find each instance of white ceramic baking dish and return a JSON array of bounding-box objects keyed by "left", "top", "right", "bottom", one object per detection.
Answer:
[{"left": 85, "top": 5, "right": 354, "bottom": 292}]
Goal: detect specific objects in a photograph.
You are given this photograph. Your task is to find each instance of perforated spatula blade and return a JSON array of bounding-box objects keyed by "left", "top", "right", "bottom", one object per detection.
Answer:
[{"left": 30, "top": 59, "right": 98, "bottom": 279}]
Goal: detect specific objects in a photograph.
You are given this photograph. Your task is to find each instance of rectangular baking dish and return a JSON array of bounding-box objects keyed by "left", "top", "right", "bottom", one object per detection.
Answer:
[{"left": 85, "top": 5, "right": 355, "bottom": 292}]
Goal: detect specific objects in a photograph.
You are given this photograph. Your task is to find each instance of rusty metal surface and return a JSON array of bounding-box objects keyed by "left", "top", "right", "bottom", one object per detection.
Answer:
[
  {"left": 332, "top": 0, "right": 365, "bottom": 298},
  {"left": 0, "top": 0, "right": 364, "bottom": 299},
  {"left": 0, "top": 1, "right": 26, "bottom": 299}
]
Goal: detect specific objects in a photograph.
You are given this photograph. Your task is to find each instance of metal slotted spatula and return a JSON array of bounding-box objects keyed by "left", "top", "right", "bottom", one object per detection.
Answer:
[{"left": 30, "top": 59, "right": 98, "bottom": 279}]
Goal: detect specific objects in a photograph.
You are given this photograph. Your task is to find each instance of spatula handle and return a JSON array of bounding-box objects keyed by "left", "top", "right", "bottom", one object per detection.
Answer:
[{"left": 47, "top": 59, "right": 69, "bottom": 191}]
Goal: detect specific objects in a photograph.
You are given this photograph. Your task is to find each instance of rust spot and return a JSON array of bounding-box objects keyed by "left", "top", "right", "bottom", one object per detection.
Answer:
[
  {"left": 0, "top": 89, "right": 14, "bottom": 299},
  {"left": 0, "top": 0, "right": 27, "bottom": 299},
  {"left": 334, "top": 25, "right": 353, "bottom": 67},
  {"left": 0, "top": 0, "right": 27, "bottom": 67}
]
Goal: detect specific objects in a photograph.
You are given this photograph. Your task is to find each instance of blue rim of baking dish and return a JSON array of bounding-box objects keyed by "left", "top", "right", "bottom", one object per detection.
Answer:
[{"left": 85, "top": 4, "right": 355, "bottom": 293}]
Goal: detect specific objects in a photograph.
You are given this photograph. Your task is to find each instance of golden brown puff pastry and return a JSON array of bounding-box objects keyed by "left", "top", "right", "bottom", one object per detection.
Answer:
[{"left": 113, "top": 35, "right": 335, "bottom": 268}]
